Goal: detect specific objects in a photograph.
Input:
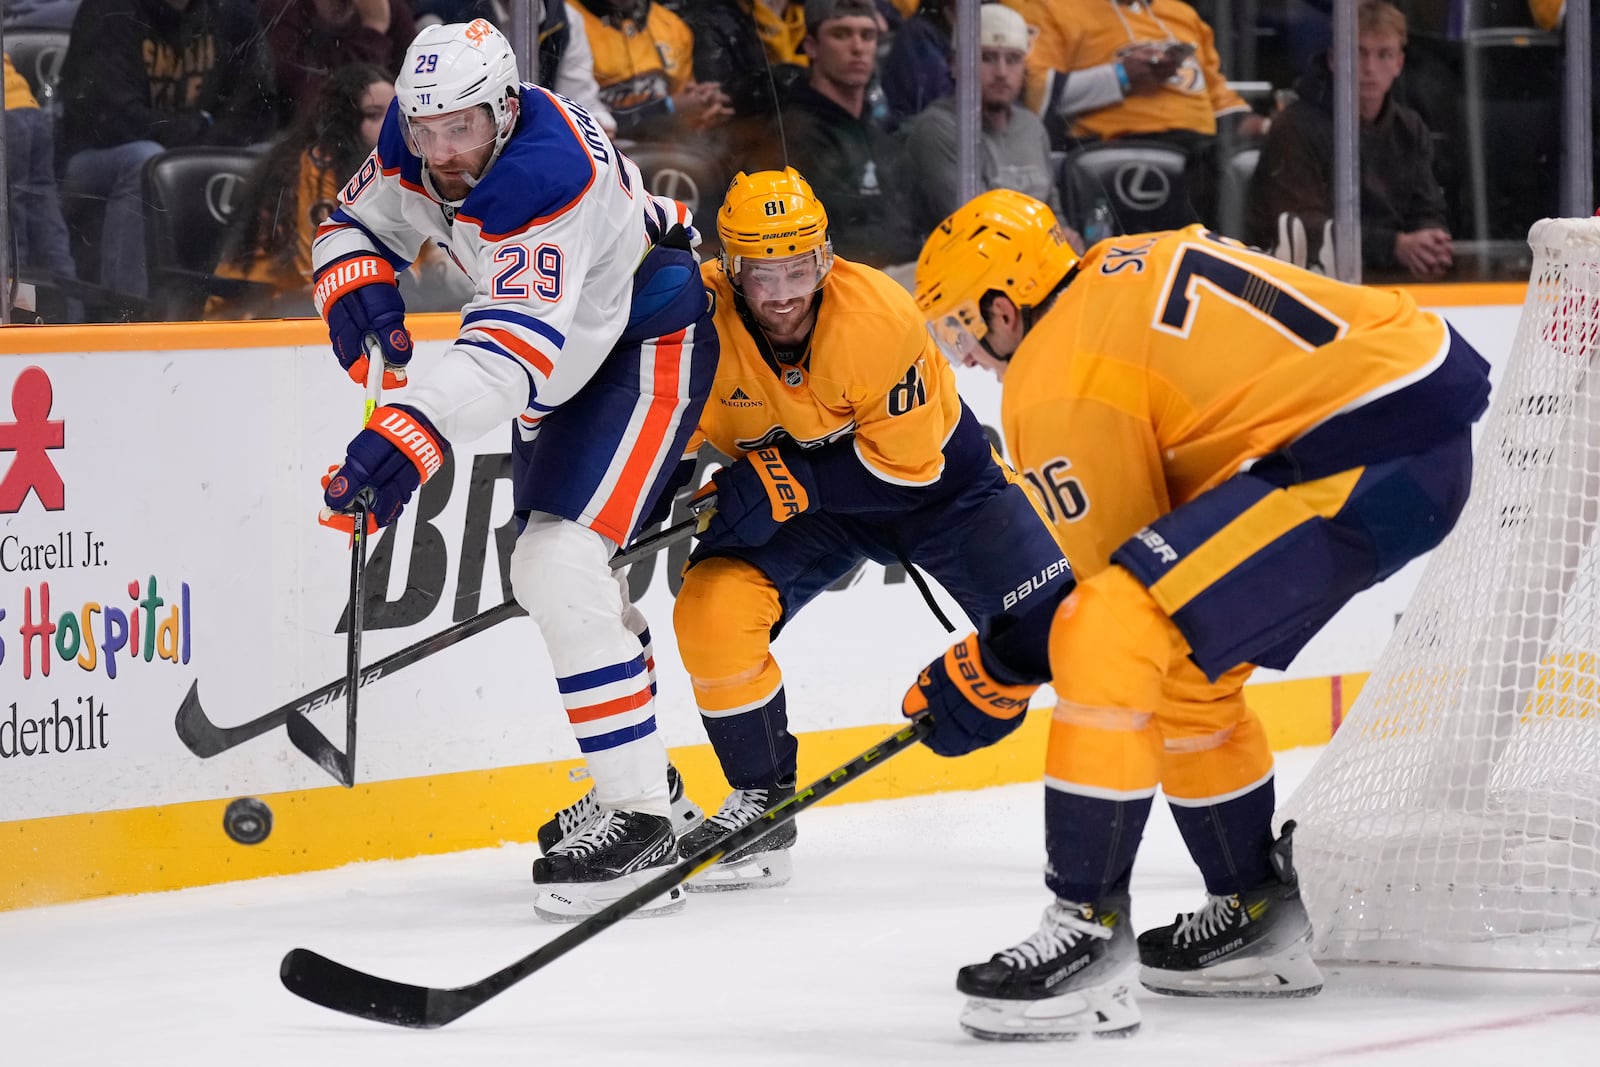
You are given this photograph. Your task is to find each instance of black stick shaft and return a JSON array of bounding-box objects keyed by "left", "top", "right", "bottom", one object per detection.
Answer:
[
  {"left": 344, "top": 499, "right": 367, "bottom": 773},
  {"left": 173, "top": 515, "right": 703, "bottom": 759},
  {"left": 280, "top": 714, "right": 933, "bottom": 1027}
]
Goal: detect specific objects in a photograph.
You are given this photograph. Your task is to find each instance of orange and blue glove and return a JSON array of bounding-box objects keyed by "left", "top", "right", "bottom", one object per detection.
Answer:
[
  {"left": 697, "top": 446, "right": 816, "bottom": 549},
  {"left": 313, "top": 252, "right": 411, "bottom": 389},
  {"left": 903, "top": 634, "right": 1038, "bottom": 758},
  {"left": 320, "top": 404, "right": 447, "bottom": 533}
]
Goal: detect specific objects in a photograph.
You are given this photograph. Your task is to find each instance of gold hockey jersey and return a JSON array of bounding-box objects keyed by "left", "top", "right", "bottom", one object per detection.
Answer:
[
  {"left": 1002, "top": 0, "right": 1250, "bottom": 139},
  {"left": 698, "top": 256, "right": 962, "bottom": 488},
  {"left": 577, "top": 2, "right": 694, "bottom": 118},
  {"left": 1002, "top": 226, "right": 1469, "bottom": 579}
]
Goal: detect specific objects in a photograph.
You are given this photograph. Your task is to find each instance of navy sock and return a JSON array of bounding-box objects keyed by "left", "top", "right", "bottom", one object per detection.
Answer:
[
  {"left": 700, "top": 685, "right": 797, "bottom": 790},
  {"left": 1167, "top": 777, "right": 1276, "bottom": 895},
  {"left": 1044, "top": 788, "right": 1154, "bottom": 903}
]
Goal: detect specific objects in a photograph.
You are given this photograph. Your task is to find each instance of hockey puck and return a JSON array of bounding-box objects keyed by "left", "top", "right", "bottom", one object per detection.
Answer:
[{"left": 223, "top": 797, "right": 273, "bottom": 845}]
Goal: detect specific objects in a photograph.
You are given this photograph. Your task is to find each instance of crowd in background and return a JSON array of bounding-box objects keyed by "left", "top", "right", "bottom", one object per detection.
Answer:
[{"left": 0, "top": 0, "right": 1583, "bottom": 323}]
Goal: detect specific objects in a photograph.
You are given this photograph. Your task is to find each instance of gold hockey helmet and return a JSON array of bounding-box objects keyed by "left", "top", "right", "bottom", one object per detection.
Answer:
[
  {"left": 915, "top": 189, "right": 1079, "bottom": 364},
  {"left": 718, "top": 168, "right": 834, "bottom": 297}
]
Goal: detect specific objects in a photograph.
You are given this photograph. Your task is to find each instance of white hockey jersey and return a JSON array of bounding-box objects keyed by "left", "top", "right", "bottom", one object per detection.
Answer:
[{"left": 312, "top": 85, "right": 690, "bottom": 446}]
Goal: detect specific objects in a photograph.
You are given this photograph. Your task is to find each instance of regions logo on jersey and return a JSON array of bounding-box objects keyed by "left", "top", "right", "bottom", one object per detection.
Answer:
[{"left": 720, "top": 387, "right": 762, "bottom": 409}]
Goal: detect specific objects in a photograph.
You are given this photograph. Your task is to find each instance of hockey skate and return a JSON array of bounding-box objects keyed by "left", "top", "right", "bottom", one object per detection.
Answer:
[
  {"left": 530, "top": 809, "right": 685, "bottom": 922},
  {"left": 1137, "top": 820, "right": 1324, "bottom": 998},
  {"left": 677, "top": 785, "right": 797, "bottom": 891},
  {"left": 956, "top": 894, "right": 1141, "bottom": 1041},
  {"left": 535, "top": 762, "right": 703, "bottom": 855}
]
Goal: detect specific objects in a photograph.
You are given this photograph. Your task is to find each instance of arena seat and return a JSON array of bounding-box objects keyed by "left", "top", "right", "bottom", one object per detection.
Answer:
[
  {"left": 141, "top": 147, "right": 271, "bottom": 321},
  {"left": 1061, "top": 140, "right": 1198, "bottom": 237}
]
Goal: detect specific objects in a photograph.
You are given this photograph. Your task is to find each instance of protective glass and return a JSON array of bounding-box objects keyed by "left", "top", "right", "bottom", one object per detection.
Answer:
[
  {"left": 401, "top": 106, "right": 499, "bottom": 160},
  {"left": 926, "top": 303, "right": 989, "bottom": 366},
  {"left": 732, "top": 248, "right": 833, "bottom": 303}
]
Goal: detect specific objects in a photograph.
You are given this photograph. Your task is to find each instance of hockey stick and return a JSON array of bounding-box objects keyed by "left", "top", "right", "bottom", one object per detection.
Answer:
[
  {"left": 174, "top": 509, "right": 709, "bottom": 760},
  {"left": 280, "top": 713, "right": 934, "bottom": 1027},
  {"left": 285, "top": 343, "right": 385, "bottom": 787}
]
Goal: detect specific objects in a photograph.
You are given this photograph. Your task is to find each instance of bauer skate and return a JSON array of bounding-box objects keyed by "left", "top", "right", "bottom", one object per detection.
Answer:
[
  {"left": 535, "top": 762, "right": 703, "bottom": 855},
  {"left": 531, "top": 809, "right": 684, "bottom": 922},
  {"left": 677, "top": 785, "right": 796, "bottom": 891},
  {"left": 1137, "top": 820, "right": 1324, "bottom": 998},
  {"left": 956, "top": 893, "right": 1140, "bottom": 1041}
]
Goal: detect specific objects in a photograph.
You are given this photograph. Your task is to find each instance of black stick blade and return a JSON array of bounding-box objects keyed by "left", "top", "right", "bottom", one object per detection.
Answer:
[
  {"left": 284, "top": 712, "right": 354, "bottom": 787},
  {"left": 281, "top": 948, "right": 441, "bottom": 1028},
  {"left": 174, "top": 682, "right": 291, "bottom": 758},
  {"left": 173, "top": 682, "right": 229, "bottom": 758},
  {"left": 275, "top": 716, "right": 936, "bottom": 1029}
]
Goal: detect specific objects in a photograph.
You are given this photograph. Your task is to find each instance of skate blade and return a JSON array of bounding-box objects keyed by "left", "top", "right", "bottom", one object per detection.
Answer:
[
  {"left": 1139, "top": 954, "right": 1324, "bottom": 998},
  {"left": 958, "top": 974, "right": 1141, "bottom": 1042},
  {"left": 533, "top": 878, "right": 686, "bottom": 923},
  {"left": 685, "top": 849, "right": 792, "bottom": 893}
]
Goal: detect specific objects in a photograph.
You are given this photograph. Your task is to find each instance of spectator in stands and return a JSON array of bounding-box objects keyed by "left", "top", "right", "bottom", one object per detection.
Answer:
[
  {"left": 261, "top": 0, "right": 414, "bottom": 120},
  {"left": 1002, "top": 0, "right": 1264, "bottom": 143},
  {"left": 683, "top": 0, "right": 809, "bottom": 120},
  {"left": 207, "top": 64, "right": 391, "bottom": 319},
  {"left": 414, "top": 1, "right": 616, "bottom": 134},
  {"left": 1247, "top": 1, "right": 1452, "bottom": 280},
  {"left": 575, "top": 0, "right": 733, "bottom": 140},
  {"left": 781, "top": 0, "right": 918, "bottom": 266},
  {"left": 4, "top": 54, "right": 77, "bottom": 297},
  {"left": 904, "top": 3, "right": 1064, "bottom": 235},
  {"left": 878, "top": 0, "right": 953, "bottom": 128},
  {"left": 56, "top": 0, "right": 276, "bottom": 303},
  {"left": 1001, "top": 0, "right": 1265, "bottom": 223}
]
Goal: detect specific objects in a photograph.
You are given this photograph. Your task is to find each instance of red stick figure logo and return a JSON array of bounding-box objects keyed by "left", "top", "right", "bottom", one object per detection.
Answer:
[{"left": 0, "top": 366, "right": 66, "bottom": 513}]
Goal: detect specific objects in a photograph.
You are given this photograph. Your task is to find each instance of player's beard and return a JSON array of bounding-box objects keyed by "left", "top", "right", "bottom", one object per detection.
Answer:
[{"left": 751, "top": 297, "right": 816, "bottom": 346}]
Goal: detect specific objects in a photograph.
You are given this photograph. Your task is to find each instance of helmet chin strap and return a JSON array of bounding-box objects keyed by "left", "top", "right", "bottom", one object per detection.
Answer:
[{"left": 979, "top": 335, "right": 1012, "bottom": 363}]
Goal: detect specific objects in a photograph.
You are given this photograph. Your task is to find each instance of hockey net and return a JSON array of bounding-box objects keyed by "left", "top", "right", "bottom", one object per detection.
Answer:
[{"left": 1280, "top": 218, "right": 1600, "bottom": 970}]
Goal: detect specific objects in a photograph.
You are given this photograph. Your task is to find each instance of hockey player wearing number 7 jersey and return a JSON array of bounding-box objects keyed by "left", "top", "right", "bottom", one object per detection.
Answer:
[
  {"left": 906, "top": 191, "right": 1492, "bottom": 1040},
  {"left": 311, "top": 19, "right": 719, "bottom": 922}
]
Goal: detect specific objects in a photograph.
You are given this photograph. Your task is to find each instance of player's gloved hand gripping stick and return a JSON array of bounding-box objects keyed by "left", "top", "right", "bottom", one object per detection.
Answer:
[{"left": 173, "top": 515, "right": 713, "bottom": 761}]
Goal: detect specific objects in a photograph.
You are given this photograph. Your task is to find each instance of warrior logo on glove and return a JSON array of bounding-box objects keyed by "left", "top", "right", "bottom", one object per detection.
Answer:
[
  {"left": 313, "top": 252, "right": 413, "bottom": 390},
  {"left": 320, "top": 404, "right": 449, "bottom": 533}
]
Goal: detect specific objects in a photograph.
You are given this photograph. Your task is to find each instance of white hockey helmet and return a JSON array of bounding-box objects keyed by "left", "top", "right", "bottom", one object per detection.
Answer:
[{"left": 396, "top": 19, "right": 522, "bottom": 161}]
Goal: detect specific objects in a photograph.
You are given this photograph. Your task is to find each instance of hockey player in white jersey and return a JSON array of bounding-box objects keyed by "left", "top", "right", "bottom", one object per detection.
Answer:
[{"left": 311, "top": 19, "right": 719, "bottom": 921}]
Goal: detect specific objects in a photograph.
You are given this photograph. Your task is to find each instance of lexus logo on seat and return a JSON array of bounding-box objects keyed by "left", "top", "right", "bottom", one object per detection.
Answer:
[
  {"left": 205, "top": 173, "right": 245, "bottom": 224},
  {"left": 1113, "top": 163, "right": 1172, "bottom": 210}
]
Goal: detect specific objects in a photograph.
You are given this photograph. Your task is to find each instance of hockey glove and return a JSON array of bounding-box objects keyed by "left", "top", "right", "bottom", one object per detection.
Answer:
[
  {"left": 698, "top": 446, "right": 816, "bottom": 550},
  {"left": 320, "top": 405, "right": 447, "bottom": 533},
  {"left": 313, "top": 252, "right": 412, "bottom": 389},
  {"left": 903, "top": 634, "right": 1037, "bottom": 758}
]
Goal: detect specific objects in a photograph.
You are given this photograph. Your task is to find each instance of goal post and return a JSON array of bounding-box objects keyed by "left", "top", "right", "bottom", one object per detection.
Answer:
[{"left": 1281, "top": 218, "right": 1600, "bottom": 970}]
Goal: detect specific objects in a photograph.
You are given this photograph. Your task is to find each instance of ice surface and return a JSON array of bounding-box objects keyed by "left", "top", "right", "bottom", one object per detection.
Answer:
[{"left": 4, "top": 748, "right": 1598, "bottom": 1066}]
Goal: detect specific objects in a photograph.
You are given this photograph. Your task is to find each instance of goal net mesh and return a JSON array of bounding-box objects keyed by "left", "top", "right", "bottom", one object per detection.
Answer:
[{"left": 1280, "top": 218, "right": 1600, "bottom": 970}]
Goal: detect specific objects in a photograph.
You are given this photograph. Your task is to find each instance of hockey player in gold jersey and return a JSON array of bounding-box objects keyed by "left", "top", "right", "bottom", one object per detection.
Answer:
[
  {"left": 669, "top": 169, "right": 1076, "bottom": 889},
  {"left": 906, "top": 190, "right": 1491, "bottom": 1040}
]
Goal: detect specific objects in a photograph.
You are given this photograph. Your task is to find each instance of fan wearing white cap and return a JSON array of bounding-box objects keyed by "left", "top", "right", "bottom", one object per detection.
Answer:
[
  {"left": 903, "top": 4, "right": 1069, "bottom": 236},
  {"left": 310, "top": 18, "right": 721, "bottom": 921}
]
